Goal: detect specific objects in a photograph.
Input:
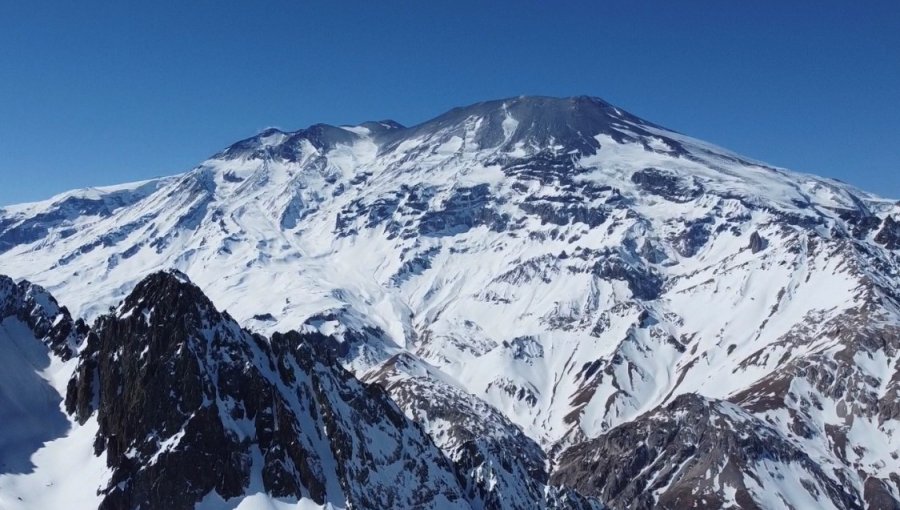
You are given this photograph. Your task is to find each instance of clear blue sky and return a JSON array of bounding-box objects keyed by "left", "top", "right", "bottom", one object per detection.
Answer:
[{"left": 1, "top": 1, "right": 898, "bottom": 205}]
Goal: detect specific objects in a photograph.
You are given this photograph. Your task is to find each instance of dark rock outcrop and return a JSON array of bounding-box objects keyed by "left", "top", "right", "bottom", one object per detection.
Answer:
[
  {"left": 419, "top": 184, "right": 509, "bottom": 237},
  {"left": 64, "top": 270, "right": 469, "bottom": 510},
  {"left": 552, "top": 393, "right": 863, "bottom": 510},
  {"left": 630, "top": 168, "right": 703, "bottom": 203},
  {"left": 875, "top": 215, "right": 900, "bottom": 249},
  {"left": 0, "top": 274, "right": 87, "bottom": 360},
  {"left": 672, "top": 218, "right": 713, "bottom": 258},
  {"left": 592, "top": 252, "right": 663, "bottom": 300},
  {"left": 747, "top": 231, "right": 768, "bottom": 253}
]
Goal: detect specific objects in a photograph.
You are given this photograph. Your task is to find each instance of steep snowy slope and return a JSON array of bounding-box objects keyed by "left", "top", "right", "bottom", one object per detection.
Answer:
[
  {"left": 1, "top": 95, "right": 899, "bottom": 508},
  {"left": 0, "top": 275, "right": 99, "bottom": 509}
]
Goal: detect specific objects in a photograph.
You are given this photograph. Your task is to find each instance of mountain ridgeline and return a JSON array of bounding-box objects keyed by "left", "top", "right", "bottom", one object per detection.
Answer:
[{"left": 1, "top": 96, "right": 899, "bottom": 509}]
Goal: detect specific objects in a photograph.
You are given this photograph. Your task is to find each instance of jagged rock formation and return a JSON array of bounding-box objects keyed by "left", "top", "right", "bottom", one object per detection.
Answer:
[
  {"left": 876, "top": 215, "right": 900, "bottom": 250},
  {"left": 0, "top": 274, "right": 87, "bottom": 361},
  {"left": 63, "top": 270, "right": 471, "bottom": 510},
  {"left": 2, "top": 95, "right": 899, "bottom": 508},
  {"left": 747, "top": 230, "right": 768, "bottom": 253}
]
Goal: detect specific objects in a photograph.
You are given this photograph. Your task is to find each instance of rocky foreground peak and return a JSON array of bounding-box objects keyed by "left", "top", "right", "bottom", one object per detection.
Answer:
[{"left": 62, "top": 271, "right": 475, "bottom": 510}]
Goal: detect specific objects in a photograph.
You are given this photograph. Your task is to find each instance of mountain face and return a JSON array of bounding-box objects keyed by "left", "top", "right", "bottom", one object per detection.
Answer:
[
  {"left": 1, "top": 95, "right": 899, "bottom": 509},
  {"left": 553, "top": 393, "right": 864, "bottom": 510},
  {"left": 3, "top": 271, "right": 478, "bottom": 509}
]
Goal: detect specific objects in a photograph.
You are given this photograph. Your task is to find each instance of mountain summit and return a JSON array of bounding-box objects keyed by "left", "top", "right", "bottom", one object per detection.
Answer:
[
  {"left": 383, "top": 96, "right": 641, "bottom": 153},
  {"left": 1, "top": 96, "right": 899, "bottom": 509},
  {"left": 221, "top": 96, "right": 673, "bottom": 161}
]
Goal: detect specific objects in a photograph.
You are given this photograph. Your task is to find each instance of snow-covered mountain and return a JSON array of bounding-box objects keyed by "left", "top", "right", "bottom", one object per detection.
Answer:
[{"left": 1, "top": 95, "right": 899, "bottom": 508}]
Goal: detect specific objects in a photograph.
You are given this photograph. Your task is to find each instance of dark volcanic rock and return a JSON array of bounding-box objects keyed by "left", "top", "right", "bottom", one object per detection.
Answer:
[
  {"left": 64, "top": 270, "right": 469, "bottom": 510},
  {"left": 864, "top": 477, "right": 900, "bottom": 510},
  {"left": 552, "top": 393, "right": 863, "bottom": 510},
  {"left": 672, "top": 218, "right": 713, "bottom": 257},
  {"left": 838, "top": 209, "right": 882, "bottom": 239},
  {"left": 383, "top": 96, "right": 656, "bottom": 156},
  {"left": 875, "top": 215, "right": 900, "bottom": 250},
  {"left": 630, "top": 168, "right": 703, "bottom": 203},
  {"left": 519, "top": 197, "right": 607, "bottom": 228},
  {"left": 0, "top": 274, "right": 87, "bottom": 360},
  {"left": 747, "top": 231, "right": 768, "bottom": 253},
  {"left": 592, "top": 252, "right": 663, "bottom": 300},
  {"left": 419, "top": 184, "right": 509, "bottom": 237},
  {"left": 0, "top": 185, "right": 158, "bottom": 255},
  {"left": 218, "top": 124, "right": 360, "bottom": 162}
]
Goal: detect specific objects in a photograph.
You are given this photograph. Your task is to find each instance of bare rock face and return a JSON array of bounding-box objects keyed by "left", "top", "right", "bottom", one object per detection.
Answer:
[
  {"left": 875, "top": 215, "right": 900, "bottom": 250},
  {"left": 552, "top": 393, "right": 862, "bottom": 510},
  {"left": 65, "top": 271, "right": 470, "bottom": 510},
  {"left": 864, "top": 477, "right": 900, "bottom": 510},
  {"left": 0, "top": 274, "right": 88, "bottom": 360},
  {"left": 630, "top": 167, "right": 704, "bottom": 203},
  {"left": 747, "top": 231, "right": 768, "bottom": 253}
]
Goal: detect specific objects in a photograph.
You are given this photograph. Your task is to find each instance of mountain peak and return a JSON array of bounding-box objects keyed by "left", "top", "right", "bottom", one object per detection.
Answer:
[
  {"left": 370, "top": 94, "right": 665, "bottom": 156},
  {"left": 217, "top": 95, "right": 652, "bottom": 162},
  {"left": 111, "top": 269, "right": 223, "bottom": 333},
  {"left": 128, "top": 269, "right": 197, "bottom": 297},
  {"left": 217, "top": 122, "right": 362, "bottom": 161},
  {"left": 358, "top": 119, "right": 406, "bottom": 132},
  {"left": 3, "top": 94, "right": 899, "bottom": 509}
]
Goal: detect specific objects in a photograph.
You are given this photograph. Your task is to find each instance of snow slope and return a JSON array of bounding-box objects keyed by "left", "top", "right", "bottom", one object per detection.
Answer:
[
  {"left": 0, "top": 276, "right": 103, "bottom": 510},
  {"left": 1, "top": 95, "right": 899, "bottom": 508}
]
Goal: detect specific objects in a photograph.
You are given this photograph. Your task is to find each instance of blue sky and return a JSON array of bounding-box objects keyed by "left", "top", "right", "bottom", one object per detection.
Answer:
[{"left": 1, "top": 1, "right": 898, "bottom": 205}]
